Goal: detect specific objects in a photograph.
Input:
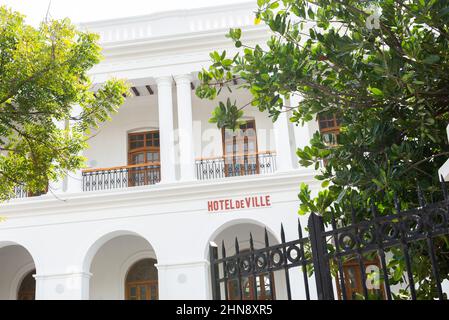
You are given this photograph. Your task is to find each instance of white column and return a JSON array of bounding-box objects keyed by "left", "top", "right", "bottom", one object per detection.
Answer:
[
  {"left": 273, "top": 97, "right": 298, "bottom": 171},
  {"left": 35, "top": 272, "right": 91, "bottom": 300},
  {"left": 174, "top": 74, "right": 196, "bottom": 181},
  {"left": 156, "top": 261, "right": 211, "bottom": 299},
  {"left": 156, "top": 77, "right": 177, "bottom": 183}
]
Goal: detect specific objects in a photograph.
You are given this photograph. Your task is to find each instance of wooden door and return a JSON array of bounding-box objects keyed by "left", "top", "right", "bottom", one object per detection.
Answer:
[
  {"left": 128, "top": 131, "right": 160, "bottom": 186},
  {"left": 126, "top": 280, "right": 158, "bottom": 300},
  {"left": 17, "top": 270, "right": 35, "bottom": 300},
  {"left": 222, "top": 120, "right": 259, "bottom": 177},
  {"left": 125, "top": 259, "right": 158, "bottom": 300}
]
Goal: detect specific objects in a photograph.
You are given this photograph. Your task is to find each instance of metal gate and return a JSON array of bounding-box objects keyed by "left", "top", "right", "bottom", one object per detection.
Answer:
[{"left": 209, "top": 182, "right": 449, "bottom": 300}]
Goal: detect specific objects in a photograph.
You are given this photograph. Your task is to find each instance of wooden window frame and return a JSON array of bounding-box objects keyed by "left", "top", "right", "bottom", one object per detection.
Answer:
[
  {"left": 127, "top": 131, "right": 161, "bottom": 187},
  {"left": 335, "top": 258, "right": 386, "bottom": 300},
  {"left": 318, "top": 113, "right": 340, "bottom": 146},
  {"left": 221, "top": 120, "right": 260, "bottom": 177},
  {"left": 127, "top": 131, "right": 160, "bottom": 165}
]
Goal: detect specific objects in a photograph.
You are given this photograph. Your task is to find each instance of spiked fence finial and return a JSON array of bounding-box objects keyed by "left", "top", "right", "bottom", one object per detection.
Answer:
[{"left": 264, "top": 228, "right": 269, "bottom": 247}]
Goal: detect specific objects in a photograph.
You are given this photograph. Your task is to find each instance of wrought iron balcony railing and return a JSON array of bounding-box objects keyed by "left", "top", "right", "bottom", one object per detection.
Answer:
[
  {"left": 13, "top": 185, "right": 28, "bottom": 199},
  {"left": 82, "top": 163, "right": 161, "bottom": 192},
  {"left": 195, "top": 151, "right": 276, "bottom": 180},
  {"left": 81, "top": 152, "right": 276, "bottom": 192}
]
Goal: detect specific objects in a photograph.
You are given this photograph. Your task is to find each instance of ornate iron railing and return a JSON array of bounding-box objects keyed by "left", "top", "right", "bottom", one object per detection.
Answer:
[
  {"left": 210, "top": 181, "right": 449, "bottom": 300},
  {"left": 82, "top": 163, "right": 161, "bottom": 192},
  {"left": 13, "top": 185, "right": 28, "bottom": 199},
  {"left": 196, "top": 151, "right": 276, "bottom": 180}
]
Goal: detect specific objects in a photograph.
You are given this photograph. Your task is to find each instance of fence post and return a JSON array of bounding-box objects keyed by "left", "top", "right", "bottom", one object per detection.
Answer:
[
  {"left": 209, "top": 242, "right": 221, "bottom": 300},
  {"left": 308, "top": 212, "right": 335, "bottom": 300}
]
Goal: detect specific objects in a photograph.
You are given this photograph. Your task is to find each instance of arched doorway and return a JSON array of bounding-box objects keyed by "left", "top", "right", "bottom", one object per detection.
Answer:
[
  {"left": 0, "top": 243, "right": 36, "bottom": 300},
  {"left": 86, "top": 232, "right": 158, "bottom": 300},
  {"left": 125, "top": 259, "right": 158, "bottom": 300},
  {"left": 17, "top": 269, "right": 36, "bottom": 300}
]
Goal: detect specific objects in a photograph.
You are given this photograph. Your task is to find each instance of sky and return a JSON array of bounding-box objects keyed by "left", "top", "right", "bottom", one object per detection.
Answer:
[{"left": 1, "top": 0, "right": 252, "bottom": 26}]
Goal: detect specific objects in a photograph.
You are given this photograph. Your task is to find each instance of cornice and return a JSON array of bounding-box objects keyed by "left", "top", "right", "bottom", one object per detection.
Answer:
[
  {"left": 78, "top": 2, "right": 257, "bottom": 29},
  {"left": 98, "top": 25, "right": 269, "bottom": 59},
  {"left": 0, "top": 170, "right": 319, "bottom": 218}
]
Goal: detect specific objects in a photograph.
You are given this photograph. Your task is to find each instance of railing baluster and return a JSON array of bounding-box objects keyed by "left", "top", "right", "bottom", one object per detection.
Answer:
[
  {"left": 395, "top": 195, "right": 417, "bottom": 300},
  {"left": 419, "top": 193, "right": 444, "bottom": 300},
  {"left": 235, "top": 237, "right": 243, "bottom": 300},
  {"left": 249, "top": 233, "right": 258, "bottom": 300},
  {"left": 330, "top": 212, "right": 347, "bottom": 300},
  {"left": 351, "top": 203, "right": 369, "bottom": 300},
  {"left": 371, "top": 204, "right": 392, "bottom": 300},
  {"left": 281, "top": 224, "right": 292, "bottom": 300},
  {"left": 222, "top": 241, "right": 229, "bottom": 301},
  {"left": 209, "top": 242, "right": 221, "bottom": 300},
  {"left": 297, "top": 218, "right": 310, "bottom": 300},
  {"left": 264, "top": 228, "right": 275, "bottom": 299}
]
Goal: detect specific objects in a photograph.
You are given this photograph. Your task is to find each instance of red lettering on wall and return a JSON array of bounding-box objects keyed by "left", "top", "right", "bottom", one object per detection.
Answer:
[
  {"left": 208, "top": 201, "right": 214, "bottom": 212},
  {"left": 208, "top": 195, "right": 272, "bottom": 212}
]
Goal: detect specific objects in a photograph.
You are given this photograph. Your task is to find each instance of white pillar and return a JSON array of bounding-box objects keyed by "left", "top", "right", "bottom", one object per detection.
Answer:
[
  {"left": 156, "top": 261, "right": 211, "bottom": 299},
  {"left": 156, "top": 77, "right": 177, "bottom": 183},
  {"left": 35, "top": 272, "right": 91, "bottom": 300},
  {"left": 174, "top": 74, "right": 196, "bottom": 181},
  {"left": 273, "top": 97, "right": 298, "bottom": 171}
]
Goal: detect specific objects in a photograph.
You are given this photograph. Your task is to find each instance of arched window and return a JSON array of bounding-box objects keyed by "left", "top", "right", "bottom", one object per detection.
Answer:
[
  {"left": 125, "top": 259, "right": 158, "bottom": 300},
  {"left": 17, "top": 269, "right": 36, "bottom": 300}
]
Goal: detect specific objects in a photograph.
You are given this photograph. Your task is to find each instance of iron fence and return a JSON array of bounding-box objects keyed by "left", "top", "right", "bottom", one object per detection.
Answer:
[{"left": 210, "top": 180, "right": 449, "bottom": 300}]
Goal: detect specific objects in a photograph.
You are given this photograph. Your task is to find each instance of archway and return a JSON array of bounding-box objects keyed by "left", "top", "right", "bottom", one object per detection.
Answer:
[
  {"left": 0, "top": 243, "right": 36, "bottom": 300},
  {"left": 17, "top": 269, "right": 36, "bottom": 300},
  {"left": 86, "top": 232, "right": 158, "bottom": 300},
  {"left": 208, "top": 220, "right": 287, "bottom": 300}
]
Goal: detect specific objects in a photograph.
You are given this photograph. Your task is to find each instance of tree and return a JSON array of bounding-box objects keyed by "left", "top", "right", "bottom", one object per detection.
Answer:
[
  {"left": 0, "top": 6, "right": 128, "bottom": 200},
  {"left": 196, "top": 0, "right": 449, "bottom": 299}
]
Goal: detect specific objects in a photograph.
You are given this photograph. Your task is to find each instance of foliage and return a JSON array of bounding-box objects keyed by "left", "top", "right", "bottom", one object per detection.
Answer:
[
  {"left": 0, "top": 6, "right": 128, "bottom": 200},
  {"left": 196, "top": 0, "right": 449, "bottom": 299}
]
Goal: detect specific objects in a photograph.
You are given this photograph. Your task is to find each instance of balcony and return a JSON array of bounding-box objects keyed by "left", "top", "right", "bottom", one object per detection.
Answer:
[
  {"left": 81, "top": 151, "right": 276, "bottom": 192},
  {"left": 82, "top": 162, "right": 161, "bottom": 192},
  {"left": 195, "top": 151, "right": 276, "bottom": 180}
]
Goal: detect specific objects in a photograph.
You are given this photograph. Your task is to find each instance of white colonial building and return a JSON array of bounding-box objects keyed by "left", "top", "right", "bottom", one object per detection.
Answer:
[{"left": 0, "top": 2, "right": 323, "bottom": 300}]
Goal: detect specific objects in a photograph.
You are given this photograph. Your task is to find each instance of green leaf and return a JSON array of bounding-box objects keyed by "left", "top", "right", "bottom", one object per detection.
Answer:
[
  {"left": 422, "top": 55, "right": 440, "bottom": 64},
  {"left": 368, "top": 87, "right": 384, "bottom": 96}
]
